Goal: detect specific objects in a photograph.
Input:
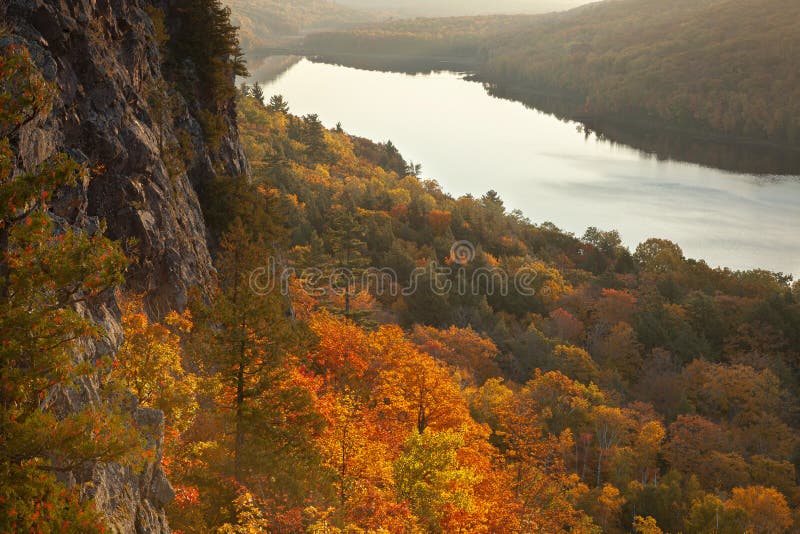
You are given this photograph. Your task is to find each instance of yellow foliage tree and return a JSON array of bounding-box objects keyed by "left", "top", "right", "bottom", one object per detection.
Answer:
[
  {"left": 315, "top": 389, "right": 407, "bottom": 531},
  {"left": 497, "top": 390, "right": 598, "bottom": 532},
  {"left": 726, "top": 486, "right": 793, "bottom": 534},
  {"left": 595, "top": 483, "right": 625, "bottom": 532},
  {"left": 216, "top": 491, "right": 270, "bottom": 534},
  {"left": 633, "top": 515, "right": 663, "bottom": 534},
  {"left": 116, "top": 298, "right": 198, "bottom": 434},
  {"left": 372, "top": 326, "right": 472, "bottom": 436},
  {"left": 553, "top": 345, "right": 600, "bottom": 385}
]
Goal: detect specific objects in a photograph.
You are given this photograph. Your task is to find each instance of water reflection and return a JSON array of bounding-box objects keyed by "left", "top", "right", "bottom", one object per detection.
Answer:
[
  {"left": 255, "top": 58, "right": 800, "bottom": 276},
  {"left": 489, "top": 83, "right": 800, "bottom": 176},
  {"left": 305, "top": 54, "right": 800, "bottom": 176}
]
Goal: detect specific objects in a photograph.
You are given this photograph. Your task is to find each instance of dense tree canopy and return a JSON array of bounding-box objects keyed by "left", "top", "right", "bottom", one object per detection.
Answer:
[
  {"left": 5, "top": 2, "right": 800, "bottom": 529},
  {"left": 306, "top": 0, "right": 800, "bottom": 146},
  {"left": 142, "top": 90, "right": 800, "bottom": 532}
]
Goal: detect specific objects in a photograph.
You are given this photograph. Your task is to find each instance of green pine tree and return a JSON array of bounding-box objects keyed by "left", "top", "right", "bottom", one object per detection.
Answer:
[
  {"left": 187, "top": 219, "right": 324, "bottom": 496},
  {"left": 0, "top": 41, "right": 139, "bottom": 532}
]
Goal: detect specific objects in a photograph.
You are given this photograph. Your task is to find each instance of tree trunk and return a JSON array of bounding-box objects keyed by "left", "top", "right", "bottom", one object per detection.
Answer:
[
  {"left": 417, "top": 401, "right": 427, "bottom": 434},
  {"left": 234, "top": 344, "right": 246, "bottom": 482},
  {"left": 596, "top": 449, "right": 603, "bottom": 487},
  {"left": 0, "top": 225, "right": 8, "bottom": 300},
  {"left": 345, "top": 277, "right": 351, "bottom": 315}
]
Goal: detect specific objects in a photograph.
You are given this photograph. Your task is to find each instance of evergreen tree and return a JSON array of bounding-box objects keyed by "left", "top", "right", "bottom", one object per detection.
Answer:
[
  {"left": 383, "top": 140, "right": 407, "bottom": 175},
  {"left": 0, "top": 42, "right": 138, "bottom": 531},
  {"left": 188, "top": 219, "right": 323, "bottom": 492},
  {"left": 405, "top": 161, "right": 422, "bottom": 177},
  {"left": 324, "top": 203, "right": 371, "bottom": 318},
  {"left": 199, "top": 172, "right": 286, "bottom": 244},
  {"left": 301, "top": 113, "right": 332, "bottom": 165},
  {"left": 161, "top": 0, "right": 248, "bottom": 146},
  {"left": 267, "top": 94, "right": 290, "bottom": 114},
  {"left": 250, "top": 82, "right": 265, "bottom": 105}
]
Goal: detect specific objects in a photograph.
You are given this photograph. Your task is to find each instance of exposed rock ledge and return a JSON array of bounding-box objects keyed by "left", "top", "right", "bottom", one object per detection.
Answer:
[{"left": 4, "top": 0, "right": 249, "bottom": 531}]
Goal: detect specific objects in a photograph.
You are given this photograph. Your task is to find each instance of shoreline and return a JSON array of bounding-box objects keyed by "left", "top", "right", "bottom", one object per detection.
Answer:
[
  {"left": 480, "top": 77, "right": 800, "bottom": 161},
  {"left": 253, "top": 50, "right": 800, "bottom": 176}
]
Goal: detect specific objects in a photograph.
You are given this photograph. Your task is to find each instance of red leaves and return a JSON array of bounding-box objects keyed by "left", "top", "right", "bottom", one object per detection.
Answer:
[{"left": 174, "top": 486, "right": 200, "bottom": 507}]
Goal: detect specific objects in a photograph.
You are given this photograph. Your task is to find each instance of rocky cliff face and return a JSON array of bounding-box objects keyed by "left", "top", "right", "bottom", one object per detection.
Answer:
[{"left": 4, "top": 0, "right": 249, "bottom": 531}]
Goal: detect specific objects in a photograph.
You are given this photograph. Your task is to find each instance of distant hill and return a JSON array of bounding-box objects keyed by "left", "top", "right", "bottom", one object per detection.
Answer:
[
  {"left": 335, "top": 0, "right": 589, "bottom": 16},
  {"left": 225, "top": 0, "right": 377, "bottom": 53},
  {"left": 482, "top": 0, "right": 800, "bottom": 144},
  {"left": 303, "top": 15, "right": 540, "bottom": 59},
  {"left": 305, "top": 0, "right": 800, "bottom": 146},
  {"left": 226, "top": 0, "right": 586, "bottom": 54}
]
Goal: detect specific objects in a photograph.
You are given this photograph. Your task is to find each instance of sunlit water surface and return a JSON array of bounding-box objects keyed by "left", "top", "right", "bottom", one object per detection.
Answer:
[{"left": 258, "top": 59, "right": 800, "bottom": 276}]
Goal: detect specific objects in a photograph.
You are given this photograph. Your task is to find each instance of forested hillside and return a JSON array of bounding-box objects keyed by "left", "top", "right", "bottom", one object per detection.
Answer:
[
  {"left": 135, "top": 89, "right": 800, "bottom": 532},
  {"left": 336, "top": 0, "right": 587, "bottom": 17},
  {"left": 306, "top": 0, "right": 800, "bottom": 146},
  {"left": 225, "top": 0, "right": 376, "bottom": 53},
  {"left": 4, "top": 0, "right": 800, "bottom": 531},
  {"left": 303, "top": 15, "right": 537, "bottom": 59},
  {"left": 482, "top": 0, "right": 800, "bottom": 145}
]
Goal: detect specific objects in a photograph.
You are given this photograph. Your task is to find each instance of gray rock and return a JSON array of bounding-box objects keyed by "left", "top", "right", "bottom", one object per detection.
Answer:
[{"left": 4, "top": 0, "right": 250, "bottom": 531}]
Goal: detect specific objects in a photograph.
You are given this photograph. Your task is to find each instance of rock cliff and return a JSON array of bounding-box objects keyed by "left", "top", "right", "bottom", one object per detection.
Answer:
[{"left": 3, "top": 0, "right": 249, "bottom": 531}]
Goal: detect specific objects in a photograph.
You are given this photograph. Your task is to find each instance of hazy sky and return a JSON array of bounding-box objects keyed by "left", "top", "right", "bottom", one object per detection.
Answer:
[{"left": 335, "top": 0, "right": 590, "bottom": 17}]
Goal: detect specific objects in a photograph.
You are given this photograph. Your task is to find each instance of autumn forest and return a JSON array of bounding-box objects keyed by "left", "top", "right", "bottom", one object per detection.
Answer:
[{"left": 2, "top": 0, "right": 800, "bottom": 533}]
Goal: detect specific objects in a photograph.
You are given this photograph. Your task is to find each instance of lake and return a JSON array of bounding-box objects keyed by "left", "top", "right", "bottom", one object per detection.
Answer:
[{"left": 255, "top": 58, "right": 800, "bottom": 277}]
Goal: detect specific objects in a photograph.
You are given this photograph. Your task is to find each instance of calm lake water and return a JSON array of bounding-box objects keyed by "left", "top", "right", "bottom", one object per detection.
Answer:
[{"left": 257, "top": 58, "right": 800, "bottom": 277}]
